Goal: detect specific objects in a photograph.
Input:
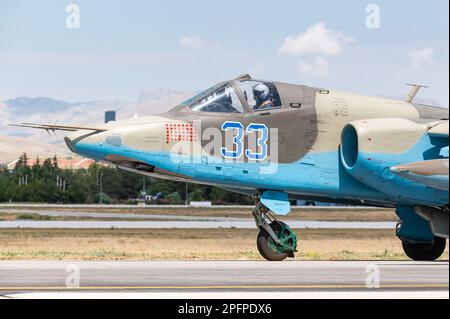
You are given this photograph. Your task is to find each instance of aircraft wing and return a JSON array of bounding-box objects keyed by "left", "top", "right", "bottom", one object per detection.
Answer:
[{"left": 9, "top": 123, "right": 107, "bottom": 133}]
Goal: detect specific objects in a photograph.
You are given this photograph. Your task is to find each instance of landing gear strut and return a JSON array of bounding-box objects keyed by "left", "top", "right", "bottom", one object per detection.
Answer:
[{"left": 252, "top": 198, "right": 297, "bottom": 261}]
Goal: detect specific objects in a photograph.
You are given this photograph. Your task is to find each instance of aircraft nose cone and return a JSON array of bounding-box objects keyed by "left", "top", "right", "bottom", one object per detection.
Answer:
[
  {"left": 64, "top": 136, "right": 77, "bottom": 153},
  {"left": 64, "top": 130, "right": 94, "bottom": 152},
  {"left": 64, "top": 131, "right": 81, "bottom": 152},
  {"left": 62, "top": 115, "right": 169, "bottom": 161}
]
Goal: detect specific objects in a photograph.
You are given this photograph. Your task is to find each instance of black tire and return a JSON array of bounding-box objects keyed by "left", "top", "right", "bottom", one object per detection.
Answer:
[
  {"left": 257, "top": 223, "right": 290, "bottom": 262},
  {"left": 402, "top": 237, "right": 447, "bottom": 261}
]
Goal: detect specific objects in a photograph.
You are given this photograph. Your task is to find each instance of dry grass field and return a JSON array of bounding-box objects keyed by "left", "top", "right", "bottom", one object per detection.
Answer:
[
  {"left": 0, "top": 207, "right": 398, "bottom": 221},
  {"left": 0, "top": 228, "right": 447, "bottom": 261}
]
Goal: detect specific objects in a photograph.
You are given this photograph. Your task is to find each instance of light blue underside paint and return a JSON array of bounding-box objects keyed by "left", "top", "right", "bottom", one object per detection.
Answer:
[
  {"left": 352, "top": 134, "right": 449, "bottom": 206},
  {"left": 74, "top": 133, "right": 448, "bottom": 207},
  {"left": 440, "top": 146, "right": 449, "bottom": 158},
  {"left": 76, "top": 142, "right": 388, "bottom": 204},
  {"left": 260, "top": 191, "right": 290, "bottom": 216}
]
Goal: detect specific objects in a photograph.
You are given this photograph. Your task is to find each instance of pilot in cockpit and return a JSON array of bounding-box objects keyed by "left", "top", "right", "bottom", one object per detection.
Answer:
[{"left": 253, "top": 83, "right": 275, "bottom": 110}]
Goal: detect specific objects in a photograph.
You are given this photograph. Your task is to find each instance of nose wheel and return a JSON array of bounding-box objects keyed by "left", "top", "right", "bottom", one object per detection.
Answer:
[{"left": 253, "top": 199, "right": 297, "bottom": 261}]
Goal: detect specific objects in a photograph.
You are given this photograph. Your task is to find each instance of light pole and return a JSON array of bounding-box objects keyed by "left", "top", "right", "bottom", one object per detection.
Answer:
[{"left": 99, "top": 172, "right": 103, "bottom": 204}]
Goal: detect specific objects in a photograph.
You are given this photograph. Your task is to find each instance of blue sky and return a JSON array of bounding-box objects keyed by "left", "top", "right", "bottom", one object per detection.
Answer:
[{"left": 0, "top": 0, "right": 448, "bottom": 105}]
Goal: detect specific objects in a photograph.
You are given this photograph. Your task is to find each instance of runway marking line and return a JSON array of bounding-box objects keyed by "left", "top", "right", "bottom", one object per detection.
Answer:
[{"left": 0, "top": 284, "right": 447, "bottom": 291}]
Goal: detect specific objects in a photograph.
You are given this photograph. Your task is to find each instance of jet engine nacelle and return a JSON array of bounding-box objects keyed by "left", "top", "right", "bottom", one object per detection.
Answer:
[{"left": 339, "top": 118, "right": 448, "bottom": 205}]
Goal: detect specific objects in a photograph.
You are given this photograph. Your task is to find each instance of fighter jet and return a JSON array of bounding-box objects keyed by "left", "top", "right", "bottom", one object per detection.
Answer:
[{"left": 11, "top": 74, "right": 449, "bottom": 261}]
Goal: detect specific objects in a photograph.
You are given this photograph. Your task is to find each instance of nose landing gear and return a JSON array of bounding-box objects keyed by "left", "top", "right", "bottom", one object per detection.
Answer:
[{"left": 252, "top": 200, "right": 297, "bottom": 261}]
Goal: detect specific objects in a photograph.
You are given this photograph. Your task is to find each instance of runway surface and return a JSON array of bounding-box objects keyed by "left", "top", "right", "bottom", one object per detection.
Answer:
[
  {"left": 0, "top": 261, "right": 448, "bottom": 299},
  {"left": 0, "top": 207, "right": 395, "bottom": 229},
  {"left": 0, "top": 208, "right": 248, "bottom": 221}
]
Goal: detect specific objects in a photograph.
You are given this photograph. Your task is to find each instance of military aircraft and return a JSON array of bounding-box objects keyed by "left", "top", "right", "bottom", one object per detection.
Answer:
[{"left": 11, "top": 74, "right": 449, "bottom": 261}]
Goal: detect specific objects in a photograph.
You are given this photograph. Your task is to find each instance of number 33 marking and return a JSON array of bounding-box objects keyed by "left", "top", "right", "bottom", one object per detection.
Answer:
[{"left": 221, "top": 122, "right": 268, "bottom": 161}]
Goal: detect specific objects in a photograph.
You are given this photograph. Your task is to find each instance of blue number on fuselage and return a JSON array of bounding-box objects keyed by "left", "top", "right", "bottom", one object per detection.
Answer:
[
  {"left": 246, "top": 123, "right": 268, "bottom": 161},
  {"left": 221, "top": 121, "right": 244, "bottom": 159},
  {"left": 221, "top": 121, "right": 269, "bottom": 161}
]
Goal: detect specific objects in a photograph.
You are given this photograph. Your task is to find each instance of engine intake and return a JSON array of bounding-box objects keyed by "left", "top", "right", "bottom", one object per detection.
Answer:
[
  {"left": 339, "top": 118, "right": 448, "bottom": 206},
  {"left": 341, "top": 124, "right": 359, "bottom": 170}
]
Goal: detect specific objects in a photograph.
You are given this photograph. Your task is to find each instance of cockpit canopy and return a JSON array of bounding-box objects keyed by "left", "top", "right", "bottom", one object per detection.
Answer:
[
  {"left": 176, "top": 77, "right": 282, "bottom": 114},
  {"left": 190, "top": 84, "right": 244, "bottom": 113},
  {"left": 234, "top": 79, "right": 282, "bottom": 112}
]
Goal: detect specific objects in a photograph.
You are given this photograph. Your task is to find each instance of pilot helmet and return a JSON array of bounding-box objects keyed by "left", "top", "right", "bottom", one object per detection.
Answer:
[{"left": 253, "top": 83, "right": 270, "bottom": 101}]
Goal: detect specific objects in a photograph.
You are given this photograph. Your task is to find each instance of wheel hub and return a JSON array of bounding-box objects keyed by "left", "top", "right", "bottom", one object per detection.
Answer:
[{"left": 267, "top": 222, "right": 297, "bottom": 254}]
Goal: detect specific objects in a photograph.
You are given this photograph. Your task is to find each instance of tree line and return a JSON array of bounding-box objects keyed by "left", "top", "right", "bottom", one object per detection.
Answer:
[{"left": 0, "top": 153, "right": 253, "bottom": 205}]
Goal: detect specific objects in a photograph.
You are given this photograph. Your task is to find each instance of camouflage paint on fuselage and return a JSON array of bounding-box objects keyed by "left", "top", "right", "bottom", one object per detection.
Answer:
[{"left": 65, "top": 77, "right": 449, "bottom": 208}]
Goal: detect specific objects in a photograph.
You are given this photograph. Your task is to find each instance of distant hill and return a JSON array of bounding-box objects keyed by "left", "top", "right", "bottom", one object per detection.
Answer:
[
  {"left": 134, "top": 88, "right": 193, "bottom": 115},
  {"left": 0, "top": 89, "right": 194, "bottom": 161},
  {"left": 4, "top": 88, "right": 192, "bottom": 124},
  {"left": 6, "top": 97, "right": 72, "bottom": 116},
  {"left": 138, "top": 88, "right": 186, "bottom": 104}
]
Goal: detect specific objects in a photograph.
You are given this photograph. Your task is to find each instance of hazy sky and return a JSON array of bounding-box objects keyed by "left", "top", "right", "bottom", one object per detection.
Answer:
[{"left": 0, "top": 0, "right": 449, "bottom": 105}]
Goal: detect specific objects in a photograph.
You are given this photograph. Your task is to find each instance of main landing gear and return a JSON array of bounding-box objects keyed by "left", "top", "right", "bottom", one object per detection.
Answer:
[
  {"left": 401, "top": 237, "right": 447, "bottom": 261},
  {"left": 395, "top": 207, "right": 448, "bottom": 261},
  {"left": 252, "top": 199, "right": 298, "bottom": 261}
]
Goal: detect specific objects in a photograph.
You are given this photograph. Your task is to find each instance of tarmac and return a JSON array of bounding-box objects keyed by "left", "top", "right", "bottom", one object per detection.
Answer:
[{"left": 0, "top": 260, "right": 448, "bottom": 299}]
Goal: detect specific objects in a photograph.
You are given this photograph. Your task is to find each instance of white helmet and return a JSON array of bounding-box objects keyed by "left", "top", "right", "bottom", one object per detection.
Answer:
[{"left": 253, "top": 83, "right": 270, "bottom": 101}]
